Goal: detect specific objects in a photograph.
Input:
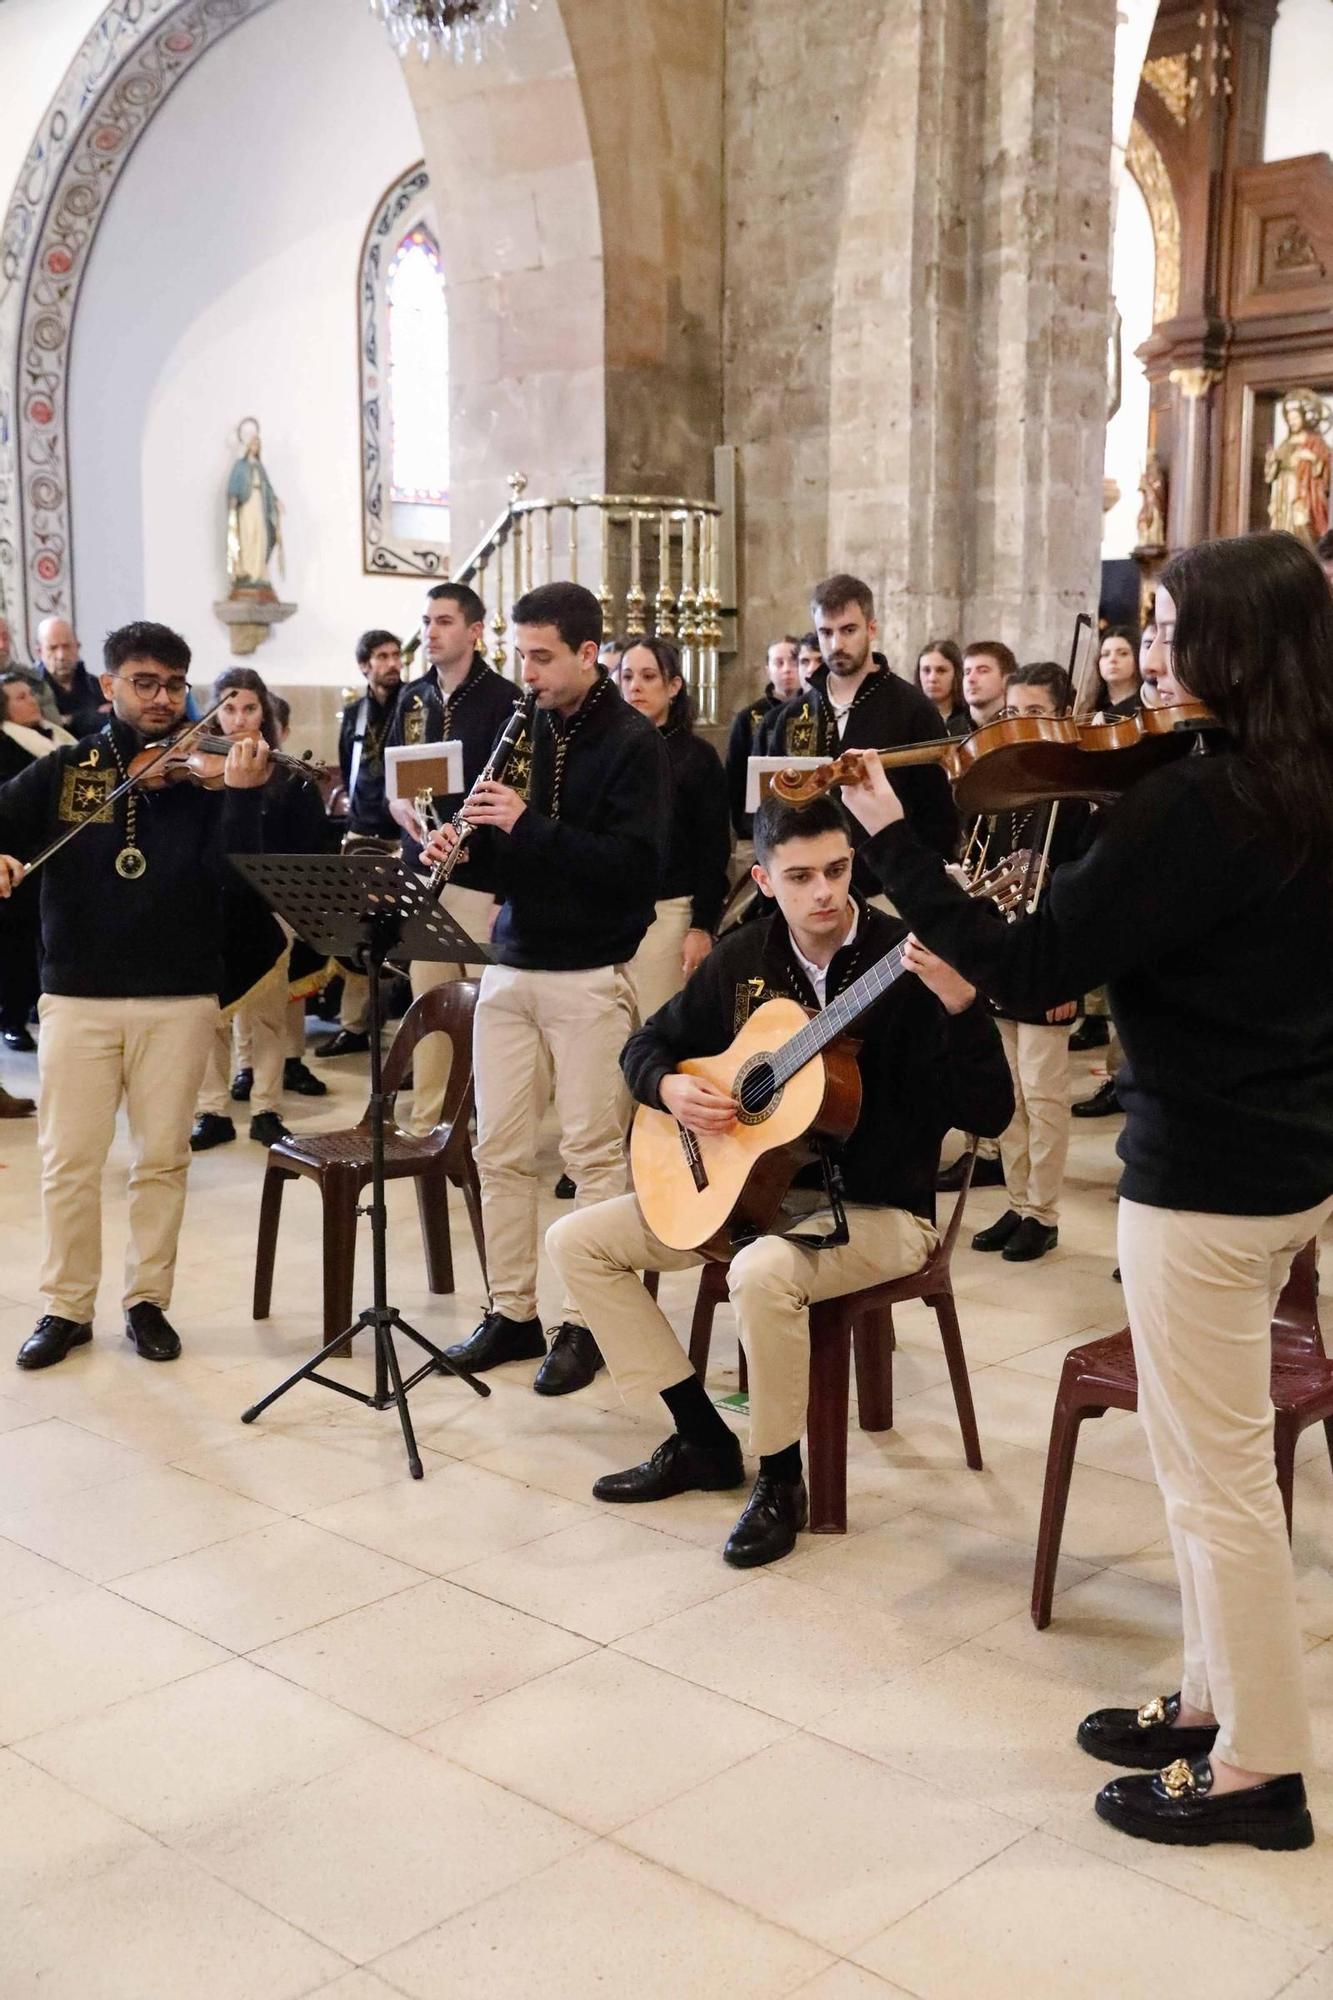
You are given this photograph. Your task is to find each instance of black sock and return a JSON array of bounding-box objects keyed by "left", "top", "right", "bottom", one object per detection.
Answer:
[
  {"left": 759, "top": 1441, "right": 802, "bottom": 1485},
  {"left": 661, "top": 1375, "right": 734, "bottom": 1451}
]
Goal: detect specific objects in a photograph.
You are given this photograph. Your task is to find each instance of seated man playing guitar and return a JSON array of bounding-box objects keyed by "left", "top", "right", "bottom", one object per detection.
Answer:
[{"left": 546, "top": 791, "right": 1013, "bottom": 1568}]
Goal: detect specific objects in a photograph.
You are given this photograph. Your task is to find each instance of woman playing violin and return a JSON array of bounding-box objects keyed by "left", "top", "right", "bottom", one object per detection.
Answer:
[
  {"left": 191, "top": 666, "right": 331, "bottom": 1152},
  {"left": 838, "top": 531, "right": 1333, "bottom": 1855},
  {"left": 0, "top": 621, "right": 270, "bottom": 1372}
]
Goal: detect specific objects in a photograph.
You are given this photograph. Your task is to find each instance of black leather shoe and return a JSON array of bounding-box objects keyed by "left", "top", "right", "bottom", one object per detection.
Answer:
[
  {"left": 0, "top": 1085, "right": 35, "bottom": 1118},
  {"left": 249, "top": 1111, "right": 290, "bottom": 1145},
  {"left": 126, "top": 1302, "right": 182, "bottom": 1362},
  {"left": 553, "top": 1173, "right": 576, "bottom": 1199},
  {"left": 315, "top": 1029, "right": 369, "bottom": 1059},
  {"left": 190, "top": 1113, "right": 235, "bottom": 1151},
  {"left": 1072, "top": 1078, "right": 1121, "bottom": 1118},
  {"left": 1078, "top": 1692, "right": 1219, "bottom": 1771},
  {"left": 443, "top": 1311, "right": 546, "bottom": 1373},
  {"left": 972, "top": 1208, "right": 1021, "bottom": 1252},
  {"left": 1095, "top": 1758, "right": 1313, "bottom": 1850},
  {"left": 594, "top": 1431, "right": 746, "bottom": 1502},
  {"left": 1068, "top": 1015, "right": 1109, "bottom": 1051},
  {"left": 3, "top": 1025, "right": 37, "bottom": 1052},
  {"left": 230, "top": 1067, "right": 253, "bottom": 1102},
  {"left": 283, "top": 1058, "right": 328, "bottom": 1097},
  {"left": 724, "top": 1472, "right": 809, "bottom": 1568},
  {"left": 937, "top": 1153, "right": 1004, "bottom": 1192},
  {"left": 17, "top": 1315, "right": 92, "bottom": 1370},
  {"left": 1004, "top": 1217, "right": 1058, "bottom": 1261},
  {"left": 533, "top": 1322, "right": 605, "bottom": 1396}
]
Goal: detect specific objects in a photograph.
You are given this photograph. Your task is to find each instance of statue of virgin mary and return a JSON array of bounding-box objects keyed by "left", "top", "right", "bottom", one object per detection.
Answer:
[{"left": 226, "top": 419, "right": 282, "bottom": 591}]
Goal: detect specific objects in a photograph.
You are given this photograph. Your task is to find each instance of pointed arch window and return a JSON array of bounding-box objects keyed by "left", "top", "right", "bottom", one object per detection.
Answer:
[
  {"left": 387, "top": 225, "right": 449, "bottom": 507},
  {"left": 358, "top": 163, "right": 449, "bottom": 576}
]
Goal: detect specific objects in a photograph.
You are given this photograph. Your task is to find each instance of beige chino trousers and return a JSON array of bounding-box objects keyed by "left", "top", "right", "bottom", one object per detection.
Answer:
[
  {"left": 547, "top": 1194, "right": 937, "bottom": 1455},
  {"left": 1120, "top": 1194, "right": 1333, "bottom": 1774},
  {"left": 37, "top": 993, "right": 218, "bottom": 1322},
  {"left": 404, "top": 882, "right": 497, "bottom": 1137},
  {"left": 996, "top": 1018, "right": 1070, "bottom": 1227},
  {"left": 475, "top": 961, "right": 634, "bottom": 1325},
  {"left": 626, "top": 895, "right": 693, "bottom": 1024},
  {"left": 199, "top": 972, "right": 287, "bottom": 1119}
]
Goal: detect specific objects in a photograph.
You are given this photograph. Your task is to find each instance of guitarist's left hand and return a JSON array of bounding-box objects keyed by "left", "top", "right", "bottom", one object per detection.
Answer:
[
  {"left": 838, "top": 749, "right": 904, "bottom": 832},
  {"left": 902, "top": 934, "right": 976, "bottom": 1015}
]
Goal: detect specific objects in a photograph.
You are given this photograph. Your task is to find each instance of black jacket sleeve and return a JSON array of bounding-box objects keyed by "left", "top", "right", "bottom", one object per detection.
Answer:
[
  {"left": 0, "top": 755, "right": 60, "bottom": 861},
  {"left": 501, "top": 728, "right": 670, "bottom": 900},
  {"left": 938, "top": 1003, "right": 1015, "bottom": 1139},
  {"left": 685, "top": 741, "right": 732, "bottom": 933},
  {"left": 725, "top": 707, "right": 755, "bottom": 839},
  {"left": 338, "top": 704, "right": 357, "bottom": 789},
  {"left": 620, "top": 944, "right": 736, "bottom": 1110},
  {"left": 863, "top": 765, "right": 1240, "bottom": 1017}
]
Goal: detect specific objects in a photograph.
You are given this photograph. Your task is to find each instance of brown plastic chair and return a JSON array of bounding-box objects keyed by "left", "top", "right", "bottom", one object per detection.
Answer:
[
  {"left": 685, "top": 1151, "right": 984, "bottom": 1531},
  {"left": 253, "top": 979, "right": 486, "bottom": 1345},
  {"left": 1030, "top": 1240, "right": 1332, "bottom": 1628}
]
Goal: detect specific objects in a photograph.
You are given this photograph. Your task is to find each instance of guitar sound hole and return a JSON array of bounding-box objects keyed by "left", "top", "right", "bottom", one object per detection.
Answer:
[{"left": 735, "top": 1056, "right": 781, "bottom": 1125}]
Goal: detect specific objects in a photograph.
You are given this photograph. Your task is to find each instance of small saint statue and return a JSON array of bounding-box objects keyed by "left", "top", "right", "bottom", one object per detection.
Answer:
[
  {"left": 226, "top": 419, "right": 283, "bottom": 594},
  {"left": 1136, "top": 450, "right": 1167, "bottom": 550},
  {"left": 1264, "top": 388, "right": 1331, "bottom": 547}
]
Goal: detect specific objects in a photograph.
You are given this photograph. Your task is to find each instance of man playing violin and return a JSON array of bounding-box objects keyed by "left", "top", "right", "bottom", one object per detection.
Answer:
[
  {"left": 0, "top": 621, "right": 270, "bottom": 1370},
  {"left": 546, "top": 790, "right": 1012, "bottom": 1568}
]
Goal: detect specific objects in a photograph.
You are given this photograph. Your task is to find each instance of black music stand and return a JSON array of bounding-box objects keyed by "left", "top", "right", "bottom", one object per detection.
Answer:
[{"left": 233, "top": 850, "right": 492, "bottom": 1478}]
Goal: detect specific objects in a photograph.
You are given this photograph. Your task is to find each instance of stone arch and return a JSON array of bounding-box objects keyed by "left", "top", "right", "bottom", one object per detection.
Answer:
[
  {"left": 0, "top": 0, "right": 285, "bottom": 652},
  {"left": 1125, "top": 115, "right": 1183, "bottom": 328}
]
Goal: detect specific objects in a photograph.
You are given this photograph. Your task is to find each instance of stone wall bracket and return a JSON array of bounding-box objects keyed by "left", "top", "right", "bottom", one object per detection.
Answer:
[{"left": 213, "top": 593, "right": 297, "bottom": 658}]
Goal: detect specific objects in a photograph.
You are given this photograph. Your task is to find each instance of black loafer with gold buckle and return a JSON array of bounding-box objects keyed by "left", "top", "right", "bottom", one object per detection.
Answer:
[
  {"left": 1095, "top": 1756, "right": 1313, "bottom": 1850},
  {"left": 1077, "top": 1692, "right": 1219, "bottom": 1770}
]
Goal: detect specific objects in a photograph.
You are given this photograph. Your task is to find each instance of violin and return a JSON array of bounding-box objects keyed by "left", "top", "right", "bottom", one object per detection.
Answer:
[
  {"left": 767, "top": 700, "right": 1222, "bottom": 815},
  {"left": 127, "top": 731, "right": 329, "bottom": 791}
]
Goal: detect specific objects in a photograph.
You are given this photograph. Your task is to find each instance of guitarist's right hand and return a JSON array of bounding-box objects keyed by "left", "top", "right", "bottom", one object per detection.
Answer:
[{"left": 659, "top": 1074, "right": 737, "bottom": 1135}]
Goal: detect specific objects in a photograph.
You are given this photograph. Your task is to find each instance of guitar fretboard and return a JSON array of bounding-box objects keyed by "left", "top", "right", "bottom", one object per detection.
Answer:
[{"left": 771, "top": 940, "right": 911, "bottom": 1086}]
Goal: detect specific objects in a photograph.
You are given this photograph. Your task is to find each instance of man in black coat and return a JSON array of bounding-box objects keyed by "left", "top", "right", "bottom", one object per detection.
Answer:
[{"left": 765, "top": 575, "right": 959, "bottom": 889}]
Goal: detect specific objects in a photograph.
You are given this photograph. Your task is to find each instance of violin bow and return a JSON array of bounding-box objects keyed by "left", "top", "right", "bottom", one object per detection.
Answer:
[{"left": 17, "top": 698, "right": 228, "bottom": 882}]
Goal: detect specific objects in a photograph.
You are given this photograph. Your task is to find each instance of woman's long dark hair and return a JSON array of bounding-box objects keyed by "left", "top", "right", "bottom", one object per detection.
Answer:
[
  {"left": 213, "top": 665, "right": 280, "bottom": 749},
  {"left": 1161, "top": 531, "right": 1333, "bottom": 877},
  {"left": 621, "top": 636, "right": 692, "bottom": 728}
]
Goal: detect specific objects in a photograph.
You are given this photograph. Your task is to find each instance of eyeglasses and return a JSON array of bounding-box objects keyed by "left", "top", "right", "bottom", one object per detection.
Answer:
[{"left": 118, "top": 674, "right": 190, "bottom": 699}]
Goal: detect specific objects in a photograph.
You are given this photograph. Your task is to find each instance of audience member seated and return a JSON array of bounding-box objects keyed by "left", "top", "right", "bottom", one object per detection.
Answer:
[
  {"left": 969, "top": 662, "right": 1088, "bottom": 1262},
  {"left": 0, "top": 676, "right": 77, "bottom": 1051},
  {"left": 30, "top": 617, "right": 108, "bottom": 737},
  {"left": 724, "top": 634, "right": 802, "bottom": 839},
  {"left": 916, "top": 638, "right": 970, "bottom": 738}
]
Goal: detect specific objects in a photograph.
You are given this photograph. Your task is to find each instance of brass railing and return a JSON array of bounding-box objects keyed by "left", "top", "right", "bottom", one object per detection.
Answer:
[{"left": 446, "top": 473, "right": 724, "bottom": 724}]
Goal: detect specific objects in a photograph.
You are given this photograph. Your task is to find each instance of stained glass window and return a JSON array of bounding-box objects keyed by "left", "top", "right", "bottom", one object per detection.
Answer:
[{"left": 387, "top": 225, "right": 449, "bottom": 506}]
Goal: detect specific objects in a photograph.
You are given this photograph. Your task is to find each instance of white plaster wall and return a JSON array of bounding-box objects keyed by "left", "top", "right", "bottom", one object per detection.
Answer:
[
  {"left": 1102, "top": 168, "right": 1155, "bottom": 560},
  {"left": 1265, "top": 0, "right": 1333, "bottom": 162},
  {"left": 0, "top": 0, "right": 108, "bottom": 210},
  {"left": 67, "top": 0, "right": 432, "bottom": 685}
]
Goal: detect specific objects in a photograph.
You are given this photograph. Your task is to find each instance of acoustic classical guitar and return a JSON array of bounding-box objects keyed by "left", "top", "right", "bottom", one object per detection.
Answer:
[{"left": 631, "top": 862, "right": 1021, "bottom": 1255}]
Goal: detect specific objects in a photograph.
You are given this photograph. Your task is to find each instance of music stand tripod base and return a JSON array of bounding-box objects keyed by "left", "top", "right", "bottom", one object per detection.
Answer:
[{"left": 232, "top": 851, "right": 494, "bottom": 1477}]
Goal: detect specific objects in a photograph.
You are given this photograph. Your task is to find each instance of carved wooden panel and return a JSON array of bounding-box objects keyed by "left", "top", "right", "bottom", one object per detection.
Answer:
[{"left": 1231, "top": 155, "right": 1333, "bottom": 320}]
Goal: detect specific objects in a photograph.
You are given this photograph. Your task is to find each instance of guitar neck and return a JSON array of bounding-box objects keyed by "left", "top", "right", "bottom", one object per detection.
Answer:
[{"left": 770, "top": 939, "right": 910, "bottom": 1085}]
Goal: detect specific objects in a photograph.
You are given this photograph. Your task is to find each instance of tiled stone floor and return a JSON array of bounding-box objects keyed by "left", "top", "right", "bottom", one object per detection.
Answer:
[{"left": 1, "top": 1035, "right": 1331, "bottom": 1999}]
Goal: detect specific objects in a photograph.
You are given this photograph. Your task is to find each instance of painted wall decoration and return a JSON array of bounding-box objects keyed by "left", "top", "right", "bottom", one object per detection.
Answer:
[
  {"left": 0, "top": 0, "right": 281, "bottom": 651},
  {"left": 358, "top": 160, "right": 449, "bottom": 578}
]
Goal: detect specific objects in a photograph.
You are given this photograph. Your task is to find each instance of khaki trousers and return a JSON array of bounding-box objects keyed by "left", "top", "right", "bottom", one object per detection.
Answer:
[
  {"left": 199, "top": 972, "right": 286, "bottom": 1118},
  {"left": 404, "top": 882, "right": 496, "bottom": 1138},
  {"left": 547, "top": 1193, "right": 937, "bottom": 1455},
  {"left": 1120, "top": 1194, "right": 1333, "bottom": 1774},
  {"left": 339, "top": 970, "right": 370, "bottom": 1033},
  {"left": 626, "top": 895, "right": 693, "bottom": 1023},
  {"left": 996, "top": 1018, "right": 1070, "bottom": 1227},
  {"left": 475, "top": 962, "right": 634, "bottom": 1324},
  {"left": 37, "top": 993, "right": 218, "bottom": 1322}
]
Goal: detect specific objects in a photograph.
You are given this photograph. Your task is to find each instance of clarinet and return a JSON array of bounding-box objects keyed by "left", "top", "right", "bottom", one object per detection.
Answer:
[{"left": 425, "top": 692, "right": 535, "bottom": 896}]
